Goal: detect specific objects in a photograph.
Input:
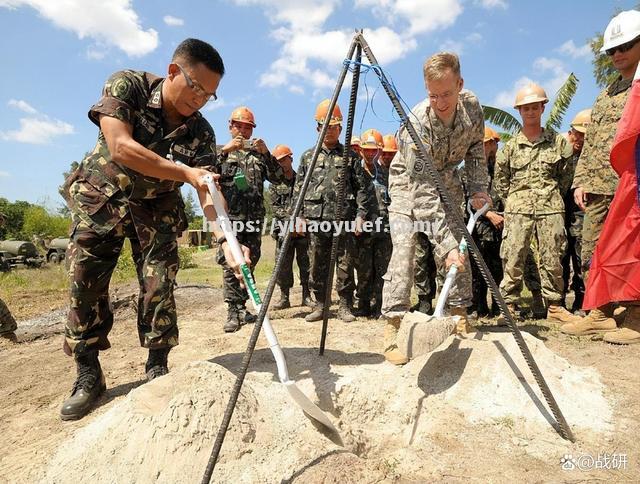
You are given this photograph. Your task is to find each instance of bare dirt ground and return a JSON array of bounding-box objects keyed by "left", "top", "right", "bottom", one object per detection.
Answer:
[{"left": 1, "top": 252, "right": 639, "bottom": 483}]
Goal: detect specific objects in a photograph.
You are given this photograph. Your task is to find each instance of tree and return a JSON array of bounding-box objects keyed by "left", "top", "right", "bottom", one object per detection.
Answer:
[
  {"left": 590, "top": 34, "right": 617, "bottom": 89},
  {"left": 482, "top": 73, "right": 579, "bottom": 141},
  {"left": 22, "top": 205, "right": 70, "bottom": 240}
]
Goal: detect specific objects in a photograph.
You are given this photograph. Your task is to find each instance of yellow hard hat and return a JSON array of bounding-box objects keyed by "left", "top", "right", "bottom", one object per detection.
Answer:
[
  {"left": 514, "top": 83, "right": 549, "bottom": 108},
  {"left": 483, "top": 126, "right": 500, "bottom": 143},
  {"left": 229, "top": 106, "right": 256, "bottom": 127},
  {"left": 360, "top": 129, "right": 383, "bottom": 150},
  {"left": 314, "top": 99, "right": 342, "bottom": 125},
  {"left": 570, "top": 109, "right": 592, "bottom": 134},
  {"left": 382, "top": 134, "right": 398, "bottom": 153}
]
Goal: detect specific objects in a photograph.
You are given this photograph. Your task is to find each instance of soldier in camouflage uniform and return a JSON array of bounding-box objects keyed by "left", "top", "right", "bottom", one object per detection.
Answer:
[
  {"left": 352, "top": 129, "right": 392, "bottom": 318},
  {"left": 213, "top": 106, "right": 285, "bottom": 332},
  {"left": 269, "top": 144, "right": 312, "bottom": 310},
  {"left": 493, "top": 84, "right": 579, "bottom": 325},
  {"left": 291, "top": 100, "right": 374, "bottom": 323},
  {"left": 560, "top": 110, "right": 591, "bottom": 314},
  {"left": 381, "top": 53, "right": 489, "bottom": 365},
  {"left": 0, "top": 212, "right": 17, "bottom": 338},
  {"left": 562, "top": 10, "right": 640, "bottom": 337},
  {"left": 58, "top": 39, "right": 245, "bottom": 421}
]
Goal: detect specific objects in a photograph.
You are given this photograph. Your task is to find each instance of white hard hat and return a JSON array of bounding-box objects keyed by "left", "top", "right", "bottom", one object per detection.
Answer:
[{"left": 601, "top": 10, "right": 640, "bottom": 53}]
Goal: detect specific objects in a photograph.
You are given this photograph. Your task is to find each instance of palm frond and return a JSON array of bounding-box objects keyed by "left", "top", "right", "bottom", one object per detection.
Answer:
[
  {"left": 498, "top": 132, "right": 512, "bottom": 143},
  {"left": 545, "top": 73, "right": 579, "bottom": 131},
  {"left": 482, "top": 105, "right": 522, "bottom": 133}
]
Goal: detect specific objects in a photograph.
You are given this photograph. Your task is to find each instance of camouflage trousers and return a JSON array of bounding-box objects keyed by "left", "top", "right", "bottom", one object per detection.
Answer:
[
  {"left": 0, "top": 297, "right": 17, "bottom": 334},
  {"left": 217, "top": 224, "right": 262, "bottom": 305},
  {"left": 415, "top": 232, "right": 437, "bottom": 301},
  {"left": 355, "top": 233, "right": 392, "bottom": 306},
  {"left": 308, "top": 229, "right": 355, "bottom": 302},
  {"left": 581, "top": 194, "right": 614, "bottom": 276},
  {"left": 562, "top": 210, "right": 584, "bottom": 296},
  {"left": 500, "top": 213, "right": 566, "bottom": 304},
  {"left": 274, "top": 234, "right": 310, "bottom": 290},
  {"left": 470, "top": 238, "right": 503, "bottom": 310},
  {"left": 65, "top": 214, "right": 180, "bottom": 356}
]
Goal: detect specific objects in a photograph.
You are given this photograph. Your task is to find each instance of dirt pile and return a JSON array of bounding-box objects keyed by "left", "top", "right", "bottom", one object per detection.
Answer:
[{"left": 43, "top": 331, "right": 613, "bottom": 483}]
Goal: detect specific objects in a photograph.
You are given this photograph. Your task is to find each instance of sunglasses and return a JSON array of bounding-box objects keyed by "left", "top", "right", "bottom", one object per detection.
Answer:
[{"left": 605, "top": 36, "right": 640, "bottom": 56}]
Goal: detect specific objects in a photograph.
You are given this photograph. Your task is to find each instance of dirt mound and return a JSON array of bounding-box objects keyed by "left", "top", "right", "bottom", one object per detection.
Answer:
[{"left": 43, "top": 331, "right": 613, "bottom": 483}]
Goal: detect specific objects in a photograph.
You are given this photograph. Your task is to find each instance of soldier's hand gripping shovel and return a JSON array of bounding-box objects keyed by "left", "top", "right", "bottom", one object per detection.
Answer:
[
  {"left": 396, "top": 201, "right": 490, "bottom": 358},
  {"left": 204, "top": 175, "right": 340, "bottom": 437}
]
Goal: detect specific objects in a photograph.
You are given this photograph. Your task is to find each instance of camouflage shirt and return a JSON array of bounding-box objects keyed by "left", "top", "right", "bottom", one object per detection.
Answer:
[
  {"left": 291, "top": 143, "right": 374, "bottom": 222},
  {"left": 62, "top": 70, "right": 218, "bottom": 240},
  {"left": 269, "top": 172, "right": 297, "bottom": 222},
  {"left": 572, "top": 76, "right": 632, "bottom": 195},
  {"left": 364, "top": 161, "right": 391, "bottom": 235},
  {"left": 494, "top": 128, "right": 573, "bottom": 215},
  {"left": 388, "top": 90, "right": 487, "bottom": 259},
  {"left": 213, "top": 148, "right": 285, "bottom": 222}
]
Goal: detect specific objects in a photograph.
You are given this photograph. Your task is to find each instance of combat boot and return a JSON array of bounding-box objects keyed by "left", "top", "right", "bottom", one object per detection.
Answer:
[
  {"left": 497, "top": 303, "right": 523, "bottom": 326},
  {"left": 411, "top": 295, "right": 433, "bottom": 315},
  {"left": 450, "top": 306, "right": 474, "bottom": 335},
  {"left": 383, "top": 316, "right": 408, "bottom": 365},
  {"left": 603, "top": 305, "right": 640, "bottom": 345},
  {"left": 60, "top": 350, "right": 105, "bottom": 421},
  {"left": 337, "top": 297, "right": 355, "bottom": 323},
  {"left": 145, "top": 347, "right": 170, "bottom": 381},
  {"left": 353, "top": 299, "right": 371, "bottom": 318},
  {"left": 272, "top": 288, "right": 291, "bottom": 310},
  {"left": 547, "top": 303, "right": 582, "bottom": 324},
  {"left": 305, "top": 303, "right": 325, "bottom": 322},
  {"left": 224, "top": 305, "right": 241, "bottom": 333},
  {"left": 237, "top": 303, "right": 256, "bottom": 324},
  {"left": 530, "top": 290, "right": 547, "bottom": 319},
  {"left": 560, "top": 304, "right": 617, "bottom": 336},
  {"left": 301, "top": 283, "right": 314, "bottom": 307}
]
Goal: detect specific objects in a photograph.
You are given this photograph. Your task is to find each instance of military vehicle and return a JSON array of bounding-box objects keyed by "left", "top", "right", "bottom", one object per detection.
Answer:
[
  {"left": 0, "top": 240, "right": 44, "bottom": 270},
  {"left": 46, "top": 237, "right": 70, "bottom": 263}
]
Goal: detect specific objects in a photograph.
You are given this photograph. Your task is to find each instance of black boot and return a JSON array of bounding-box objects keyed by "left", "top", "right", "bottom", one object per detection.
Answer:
[
  {"left": 224, "top": 305, "right": 241, "bottom": 333},
  {"left": 145, "top": 347, "right": 170, "bottom": 381},
  {"left": 411, "top": 296, "right": 433, "bottom": 315},
  {"left": 571, "top": 291, "right": 585, "bottom": 316},
  {"left": 237, "top": 303, "right": 256, "bottom": 324},
  {"left": 301, "top": 283, "right": 314, "bottom": 307},
  {"left": 272, "top": 288, "right": 291, "bottom": 310},
  {"left": 353, "top": 299, "right": 371, "bottom": 318},
  {"left": 60, "top": 350, "right": 105, "bottom": 421}
]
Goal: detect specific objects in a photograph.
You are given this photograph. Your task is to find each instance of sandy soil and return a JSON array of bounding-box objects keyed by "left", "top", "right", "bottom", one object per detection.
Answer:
[{"left": 1, "top": 283, "right": 638, "bottom": 483}]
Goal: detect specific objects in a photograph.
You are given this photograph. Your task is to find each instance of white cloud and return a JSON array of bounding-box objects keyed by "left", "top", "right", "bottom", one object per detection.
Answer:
[
  {"left": 8, "top": 99, "right": 37, "bottom": 114},
  {"left": 491, "top": 56, "right": 571, "bottom": 109},
  {"left": 86, "top": 45, "right": 107, "bottom": 60},
  {"left": 0, "top": 171, "right": 9, "bottom": 177},
  {"left": 2, "top": 100, "right": 74, "bottom": 144},
  {"left": 202, "top": 97, "right": 228, "bottom": 112},
  {"left": 233, "top": 0, "right": 463, "bottom": 94},
  {"left": 0, "top": 0, "right": 158, "bottom": 57},
  {"left": 474, "top": 0, "right": 507, "bottom": 8},
  {"left": 439, "top": 39, "right": 464, "bottom": 54},
  {"left": 289, "top": 85, "right": 305, "bottom": 94},
  {"left": 163, "top": 15, "right": 184, "bottom": 27},
  {"left": 557, "top": 39, "right": 591, "bottom": 60}
]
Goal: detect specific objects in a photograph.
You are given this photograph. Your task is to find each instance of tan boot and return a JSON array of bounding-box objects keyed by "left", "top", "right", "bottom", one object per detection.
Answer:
[
  {"left": 560, "top": 305, "right": 617, "bottom": 336},
  {"left": 450, "top": 306, "right": 474, "bottom": 335},
  {"left": 383, "top": 316, "right": 408, "bottom": 365},
  {"left": 547, "top": 304, "right": 581, "bottom": 324},
  {"left": 603, "top": 305, "right": 640, "bottom": 345},
  {"left": 497, "top": 303, "right": 522, "bottom": 326}
]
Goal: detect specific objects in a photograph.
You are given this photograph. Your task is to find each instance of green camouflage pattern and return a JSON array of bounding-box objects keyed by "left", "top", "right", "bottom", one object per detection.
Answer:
[
  {"left": 213, "top": 147, "right": 285, "bottom": 222},
  {"left": 61, "top": 70, "right": 218, "bottom": 355},
  {"left": 291, "top": 143, "right": 375, "bottom": 222},
  {"left": 572, "top": 76, "right": 631, "bottom": 195},
  {"left": 563, "top": 152, "right": 584, "bottom": 298},
  {"left": 494, "top": 128, "right": 573, "bottom": 215},
  {"left": 308, "top": 230, "right": 355, "bottom": 302},
  {"left": 581, "top": 193, "right": 614, "bottom": 274},
  {"left": 0, "top": 297, "right": 17, "bottom": 334},
  {"left": 270, "top": 173, "right": 296, "bottom": 223},
  {"left": 414, "top": 233, "right": 437, "bottom": 300},
  {"left": 216, "top": 229, "right": 262, "bottom": 306}
]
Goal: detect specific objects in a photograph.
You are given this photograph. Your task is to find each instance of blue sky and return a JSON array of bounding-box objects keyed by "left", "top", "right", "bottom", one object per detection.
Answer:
[{"left": 0, "top": 0, "right": 636, "bottom": 210}]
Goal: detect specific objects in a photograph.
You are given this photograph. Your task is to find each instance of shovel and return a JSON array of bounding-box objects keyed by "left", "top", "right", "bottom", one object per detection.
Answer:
[
  {"left": 204, "top": 175, "right": 340, "bottom": 436},
  {"left": 397, "top": 201, "right": 490, "bottom": 358}
]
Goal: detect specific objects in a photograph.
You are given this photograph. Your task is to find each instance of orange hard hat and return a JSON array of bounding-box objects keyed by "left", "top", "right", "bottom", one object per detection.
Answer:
[
  {"left": 314, "top": 99, "right": 342, "bottom": 125},
  {"left": 272, "top": 144, "right": 293, "bottom": 160},
  {"left": 514, "top": 83, "right": 548, "bottom": 108},
  {"left": 360, "top": 129, "right": 383, "bottom": 150},
  {"left": 382, "top": 134, "right": 398, "bottom": 153},
  {"left": 570, "top": 109, "right": 592, "bottom": 134},
  {"left": 350, "top": 136, "right": 361, "bottom": 147},
  {"left": 229, "top": 106, "right": 256, "bottom": 127},
  {"left": 483, "top": 126, "right": 500, "bottom": 143}
]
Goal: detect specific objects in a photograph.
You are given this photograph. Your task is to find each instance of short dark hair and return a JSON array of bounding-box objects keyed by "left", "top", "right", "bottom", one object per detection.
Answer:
[{"left": 172, "top": 38, "right": 225, "bottom": 77}]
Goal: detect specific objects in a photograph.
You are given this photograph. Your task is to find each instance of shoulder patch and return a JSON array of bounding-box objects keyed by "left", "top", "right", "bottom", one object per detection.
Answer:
[{"left": 111, "top": 77, "right": 132, "bottom": 99}]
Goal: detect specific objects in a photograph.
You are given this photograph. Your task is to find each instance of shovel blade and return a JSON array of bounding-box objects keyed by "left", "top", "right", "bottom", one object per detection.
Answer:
[{"left": 283, "top": 381, "right": 341, "bottom": 437}]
